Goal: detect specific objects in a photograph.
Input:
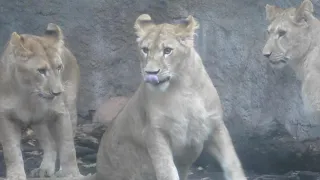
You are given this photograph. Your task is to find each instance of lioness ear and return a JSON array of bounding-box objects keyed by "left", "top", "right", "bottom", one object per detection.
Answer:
[
  {"left": 134, "top": 14, "right": 155, "bottom": 38},
  {"left": 176, "top": 15, "right": 199, "bottom": 47},
  {"left": 45, "top": 23, "right": 64, "bottom": 41},
  {"left": 10, "top": 32, "right": 33, "bottom": 58},
  {"left": 265, "top": 4, "right": 284, "bottom": 22},
  {"left": 178, "top": 15, "right": 199, "bottom": 36},
  {"left": 44, "top": 23, "right": 64, "bottom": 51},
  {"left": 10, "top": 32, "right": 23, "bottom": 47},
  {"left": 294, "top": 0, "right": 314, "bottom": 23}
]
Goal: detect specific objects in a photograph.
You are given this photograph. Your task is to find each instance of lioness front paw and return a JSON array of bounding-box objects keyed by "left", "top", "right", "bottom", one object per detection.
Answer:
[
  {"left": 54, "top": 169, "right": 83, "bottom": 178},
  {"left": 30, "top": 166, "right": 55, "bottom": 178},
  {"left": 6, "top": 174, "right": 27, "bottom": 180}
]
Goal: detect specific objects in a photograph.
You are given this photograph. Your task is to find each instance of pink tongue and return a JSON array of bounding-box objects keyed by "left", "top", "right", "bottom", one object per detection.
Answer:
[{"left": 144, "top": 74, "right": 159, "bottom": 84}]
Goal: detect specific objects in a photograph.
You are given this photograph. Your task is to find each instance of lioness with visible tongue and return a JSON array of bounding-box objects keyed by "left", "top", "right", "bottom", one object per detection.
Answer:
[{"left": 95, "top": 14, "right": 246, "bottom": 180}]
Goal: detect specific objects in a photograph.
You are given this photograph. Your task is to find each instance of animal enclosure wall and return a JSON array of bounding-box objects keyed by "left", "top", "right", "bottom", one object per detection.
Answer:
[{"left": 1, "top": 0, "right": 320, "bottom": 174}]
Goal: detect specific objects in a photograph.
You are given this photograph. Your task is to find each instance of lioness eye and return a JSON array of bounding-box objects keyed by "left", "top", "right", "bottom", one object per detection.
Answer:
[
  {"left": 163, "top": 47, "right": 173, "bottom": 55},
  {"left": 37, "top": 68, "right": 47, "bottom": 75},
  {"left": 57, "top": 64, "right": 63, "bottom": 71},
  {"left": 142, "top": 47, "right": 149, "bottom": 54},
  {"left": 278, "top": 30, "right": 286, "bottom": 37}
]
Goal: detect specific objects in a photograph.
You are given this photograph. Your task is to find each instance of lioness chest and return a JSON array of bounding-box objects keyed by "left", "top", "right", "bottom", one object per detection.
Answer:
[
  {"left": 148, "top": 91, "right": 214, "bottom": 157},
  {"left": 5, "top": 95, "right": 65, "bottom": 125}
]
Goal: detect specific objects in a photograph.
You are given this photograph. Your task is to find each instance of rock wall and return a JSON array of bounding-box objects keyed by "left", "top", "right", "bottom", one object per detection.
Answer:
[{"left": 2, "top": 0, "right": 320, "bottom": 174}]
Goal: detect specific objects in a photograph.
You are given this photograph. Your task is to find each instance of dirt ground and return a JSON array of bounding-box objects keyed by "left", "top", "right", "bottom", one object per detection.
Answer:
[{"left": 0, "top": 123, "right": 319, "bottom": 180}]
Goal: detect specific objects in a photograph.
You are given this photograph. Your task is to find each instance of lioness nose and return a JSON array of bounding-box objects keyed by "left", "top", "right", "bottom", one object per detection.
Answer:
[
  {"left": 263, "top": 52, "right": 271, "bottom": 58},
  {"left": 145, "top": 69, "right": 160, "bottom": 75}
]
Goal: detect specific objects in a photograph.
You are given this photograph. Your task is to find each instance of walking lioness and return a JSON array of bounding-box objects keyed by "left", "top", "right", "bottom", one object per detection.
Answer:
[
  {"left": 0, "top": 24, "right": 81, "bottom": 180},
  {"left": 94, "top": 14, "right": 246, "bottom": 180},
  {"left": 263, "top": 0, "right": 320, "bottom": 121}
]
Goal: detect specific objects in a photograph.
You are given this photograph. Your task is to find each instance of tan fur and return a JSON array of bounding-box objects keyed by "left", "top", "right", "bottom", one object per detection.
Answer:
[
  {"left": 262, "top": 0, "right": 320, "bottom": 118},
  {"left": 0, "top": 23, "right": 81, "bottom": 180},
  {"left": 92, "top": 96, "right": 129, "bottom": 126},
  {"left": 94, "top": 14, "right": 246, "bottom": 180}
]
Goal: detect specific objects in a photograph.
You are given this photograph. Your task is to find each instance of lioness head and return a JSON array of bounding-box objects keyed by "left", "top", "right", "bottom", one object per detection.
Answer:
[
  {"left": 7, "top": 23, "right": 65, "bottom": 100},
  {"left": 262, "top": 0, "right": 314, "bottom": 68},
  {"left": 134, "top": 14, "right": 199, "bottom": 91}
]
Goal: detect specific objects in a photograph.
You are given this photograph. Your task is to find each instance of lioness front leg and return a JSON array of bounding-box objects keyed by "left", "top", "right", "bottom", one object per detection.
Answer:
[
  {"left": 30, "top": 123, "right": 57, "bottom": 177},
  {"left": 176, "top": 144, "right": 203, "bottom": 180},
  {"left": 0, "top": 116, "right": 26, "bottom": 180},
  {"left": 206, "top": 120, "right": 247, "bottom": 180},
  {"left": 176, "top": 164, "right": 191, "bottom": 180},
  {"left": 51, "top": 112, "right": 81, "bottom": 177},
  {"left": 146, "top": 130, "right": 179, "bottom": 180}
]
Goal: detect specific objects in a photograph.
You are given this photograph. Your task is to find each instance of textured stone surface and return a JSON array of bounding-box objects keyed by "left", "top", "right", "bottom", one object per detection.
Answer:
[{"left": 2, "top": 0, "right": 320, "bottom": 175}]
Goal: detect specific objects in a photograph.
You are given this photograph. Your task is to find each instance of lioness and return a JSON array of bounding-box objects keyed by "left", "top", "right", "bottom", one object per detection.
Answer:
[
  {"left": 262, "top": 0, "right": 320, "bottom": 121},
  {"left": 93, "top": 14, "right": 247, "bottom": 180},
  {"left": 0, "top": 23, "right": 81, "bottom": 180}
]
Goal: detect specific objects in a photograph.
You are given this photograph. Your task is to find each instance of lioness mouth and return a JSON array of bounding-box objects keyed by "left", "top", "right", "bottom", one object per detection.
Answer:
[
  {"left": 269, "top": 60, "right": 286, "bottom": 65},
  {"left": 157, "top": 77, "right": 170, "bottom": 85},
  {"left": 38, "top": 93, "right": 55, "bottom": 100},
  {"left": 144, "top": 74, "right": 170, "bottom": 85}
]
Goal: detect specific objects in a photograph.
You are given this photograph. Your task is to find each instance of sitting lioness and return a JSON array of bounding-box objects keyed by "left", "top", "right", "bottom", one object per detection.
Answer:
[
  {"left": 93, "top": 14, "right": 247, "bottom": 180},
  {"left": 0, "top": 23, "right": 81, "bottom": 180},
  {"left": 262, "top": 0, "right": 320, "bottom": 120}
]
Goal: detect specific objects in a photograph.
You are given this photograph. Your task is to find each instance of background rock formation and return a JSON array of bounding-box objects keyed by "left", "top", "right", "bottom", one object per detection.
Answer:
[{"left": 2, "top": 0, "right": 320, "bottom": 177}]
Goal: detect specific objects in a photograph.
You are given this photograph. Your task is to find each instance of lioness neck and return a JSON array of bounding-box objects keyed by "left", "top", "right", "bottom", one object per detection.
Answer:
[
  {"left": 0, "top": 46, "right": 12, "bottom": 82},
  {"left": 291, "top": 18, "right": 320, "bottom": 80},
  {"left": 0, "top": 49, "right": 20, "bottom": 93}
]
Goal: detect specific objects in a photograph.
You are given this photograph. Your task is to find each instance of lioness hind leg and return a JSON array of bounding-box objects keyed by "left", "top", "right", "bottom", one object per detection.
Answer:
[
  {"left": 68, "top": 101, "right": 78, "bottom": 137},
  {"left": 206, "top": 120, "right": 247, "bottom": 180},
  {"left": 63, "top": 75, "right": 79, "bottom": 137},
  {"left": 30, "top": 123, "right": 57, "bottom": 178},
  {"left": 0, "top": 117, "right": 26, "bottom": 180}
]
